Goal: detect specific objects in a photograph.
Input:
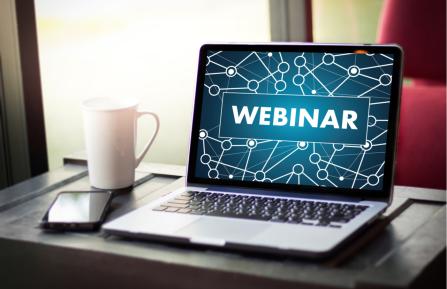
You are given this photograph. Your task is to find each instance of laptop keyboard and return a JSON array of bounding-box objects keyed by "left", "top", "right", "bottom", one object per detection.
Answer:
[{"left": 153, "top": 191, "right": 369, "bottom": 228}]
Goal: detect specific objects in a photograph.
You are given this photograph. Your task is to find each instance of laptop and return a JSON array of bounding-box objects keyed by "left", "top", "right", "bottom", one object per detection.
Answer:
[{"left": 103, "top": 43, "right": 403, "bottom": 258}]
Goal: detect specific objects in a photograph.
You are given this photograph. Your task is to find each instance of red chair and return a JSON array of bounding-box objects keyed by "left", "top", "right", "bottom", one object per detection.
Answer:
[{"left": 377, "top": 0, "right": 446, "bottom": 189}]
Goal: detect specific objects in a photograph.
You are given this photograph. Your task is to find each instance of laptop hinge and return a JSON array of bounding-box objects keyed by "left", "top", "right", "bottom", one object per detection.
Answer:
[{"left": 186, "top": 182, "right": 365, "bottom": 203}]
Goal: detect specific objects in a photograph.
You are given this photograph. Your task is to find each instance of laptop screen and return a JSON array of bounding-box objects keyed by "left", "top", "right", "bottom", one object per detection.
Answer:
[{"left": 189, "top": 44, "right": 401, "bottom": 195}]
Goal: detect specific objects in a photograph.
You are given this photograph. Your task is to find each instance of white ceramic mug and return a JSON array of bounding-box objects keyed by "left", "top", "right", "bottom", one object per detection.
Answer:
[{"left": 82, "top": 97, "right": 159, "bottom": 189}]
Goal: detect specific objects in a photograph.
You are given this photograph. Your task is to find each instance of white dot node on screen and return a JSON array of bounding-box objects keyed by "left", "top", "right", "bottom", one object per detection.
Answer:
[
  {"left": 322, "top": 53, "right": 335, "bottom": 65},
  {"left": 309, "top": 153, "right": 321, "bottom": 164},
  {"left": 200, "top": 154, "right": 211, "bottom": 164},
  {"left": 366, "top": 53, "right": 375, "bottom": 56},
  {"left": 278, "top": 62, "right": 290, "bottom": 73},
  {"left": 275, "top": 80, "right": 287, "bottom": 92},
  {"left": 226, "top": 66, "right": 237, "bottom": 77},
  {"left": 199, "top": 129, "right": 208, "bottom": 140},
  {"left": 311, "top": 89, "right": 317, "bottom": 94},
  {"left": 208, "top": 84, "right": 220, "bottom": 96},
  {"left": 367, "top": 174, "right": 380, "bottom": 186},
  {"left": 247, "top": 80, "right": 259, "bottom": 91},
  {"left": 264, "top": 178, "right": 272, "bottom": 183},
  {"left": 379, "top": 74, "right": 392, "bottom": 86},
  {"left": 348, "top": 65, "right": 360, "bottom": 77},
  {"left": 206, "top": 57, "right": 210, "bottom": 66},
  {"left": 317, "top": 169, "right": 328, "bottom": 180},
  {"left": 229, "top": 174, "right": 234, "bottom": 179},
  {"left": 208, "top": 168, "right": 219, "bottom": 179},
  {"left": 368, "top": 116, "right": 377, "bottom": 127},
  {"left": 362, "top": 140, "right": 373, "bottom": 151},
  {"left": 297, "top": 141, "right": 308, "bottom": 150},
  {"left": 293, "top": 74, "right": 305, "bottom": 86},
  {"left": 221, "top": 139, "right": 232, "bottom": 151},
  {"left": 339, "top": 176, "right": 344, "bottom": 181},
  {"left": 333, "top": 143, "right": 344, "bottom": 151},
  {"left": 254, "top": 170, "right": 265, "bottom": 181},
  {"left": 246, "top": 139, "right": 257, "bottom": 149},
  {"left": 294, "top": 56, "right": 306, "bottom": 67},
  {"left": 268, "top": 52, "right": 273, "bottom": 57},
  {"left": 293, "top": 164, "right": 304, "bottom": 175}
]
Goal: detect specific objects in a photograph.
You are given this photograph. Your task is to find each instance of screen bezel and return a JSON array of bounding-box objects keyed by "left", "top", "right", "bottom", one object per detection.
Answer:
[{"left": 187, "top": 43, "right": 403, "bottom": 200}]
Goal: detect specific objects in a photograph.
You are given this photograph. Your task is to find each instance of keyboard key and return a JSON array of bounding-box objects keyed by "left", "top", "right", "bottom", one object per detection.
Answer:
[
  {"left": 301, "top": 222, "right": 313, "bottom": 226},
  {"left": 170, "top": 198, "right": 189, "bottom": 204},
  {"left": 153, "top": 205, "right": 168, "bottom": 211},
  {"left": 165, "top": 207, "right": 179, "bottom": 212},
  {"left": 166, "top": 202, "right": 188, "bottom": 208},
  {"left": 177, "top": 208, "right": 192, "bottom": 214},
  {"left": 190, "top": 209, "right": 205, "bottom": 215}
]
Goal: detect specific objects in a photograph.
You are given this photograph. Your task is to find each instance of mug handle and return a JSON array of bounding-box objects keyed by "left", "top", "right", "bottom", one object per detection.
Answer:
[{"left": 135, "top": 110, "right": 160, "bottom": 167}]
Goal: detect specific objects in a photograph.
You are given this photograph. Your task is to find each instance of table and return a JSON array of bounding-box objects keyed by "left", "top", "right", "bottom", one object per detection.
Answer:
[{"left": 0, "top": 156, "right": 445, "bottom": 289}]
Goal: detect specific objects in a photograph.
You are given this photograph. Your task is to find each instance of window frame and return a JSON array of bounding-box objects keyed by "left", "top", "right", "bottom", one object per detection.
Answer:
[
  {"left": 269, "top": 0, "right": 313, "bottom": 42},
  {"left": 0, "top": 0, "right": 48, "bottom": 188}
]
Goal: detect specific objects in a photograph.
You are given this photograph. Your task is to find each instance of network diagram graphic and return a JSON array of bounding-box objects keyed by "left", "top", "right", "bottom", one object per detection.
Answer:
[{"left": 195, "top": 50, "right": 394, "bottom": 190}]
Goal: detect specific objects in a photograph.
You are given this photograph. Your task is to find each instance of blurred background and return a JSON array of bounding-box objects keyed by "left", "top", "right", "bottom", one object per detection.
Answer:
[
  {"left": 34, "top": 0, "right": 385, "bottom": 170},
  {"left": 0, "top": 0, "right": 445, "bottom": 190}
]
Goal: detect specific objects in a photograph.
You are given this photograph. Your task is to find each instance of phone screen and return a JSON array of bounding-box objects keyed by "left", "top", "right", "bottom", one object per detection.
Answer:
[{"left": 44, "top": 191, "right": 112, "bottom": 223}]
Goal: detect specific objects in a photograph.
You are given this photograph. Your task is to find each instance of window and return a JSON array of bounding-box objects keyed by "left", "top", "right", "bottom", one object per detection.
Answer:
[
  {"left": 36, "top": 0, "right": 271, "bottom": 169},
  {"left": 312, "top": 0, "right": 384, "bottom": 43}
]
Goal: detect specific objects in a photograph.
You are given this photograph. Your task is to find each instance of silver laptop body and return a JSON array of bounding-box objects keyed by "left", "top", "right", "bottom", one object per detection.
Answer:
[{"left": 103, "top": 43, "right": 403, "bottom": 258}]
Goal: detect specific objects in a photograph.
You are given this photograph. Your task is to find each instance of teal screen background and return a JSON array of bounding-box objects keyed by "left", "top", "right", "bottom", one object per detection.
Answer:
[{"left": 194, "top": 50, "right": 394, "bottom": 190}]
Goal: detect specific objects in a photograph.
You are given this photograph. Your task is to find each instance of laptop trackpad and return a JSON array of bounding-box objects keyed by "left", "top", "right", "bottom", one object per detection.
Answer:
[{"left": 176, "top": 217, "right": 269, "bottom": 242}]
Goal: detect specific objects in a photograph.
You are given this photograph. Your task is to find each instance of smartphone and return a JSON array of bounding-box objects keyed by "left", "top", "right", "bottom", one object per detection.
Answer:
[{"left": 40, "top": 190, "right": 113, "bottom": 231}]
